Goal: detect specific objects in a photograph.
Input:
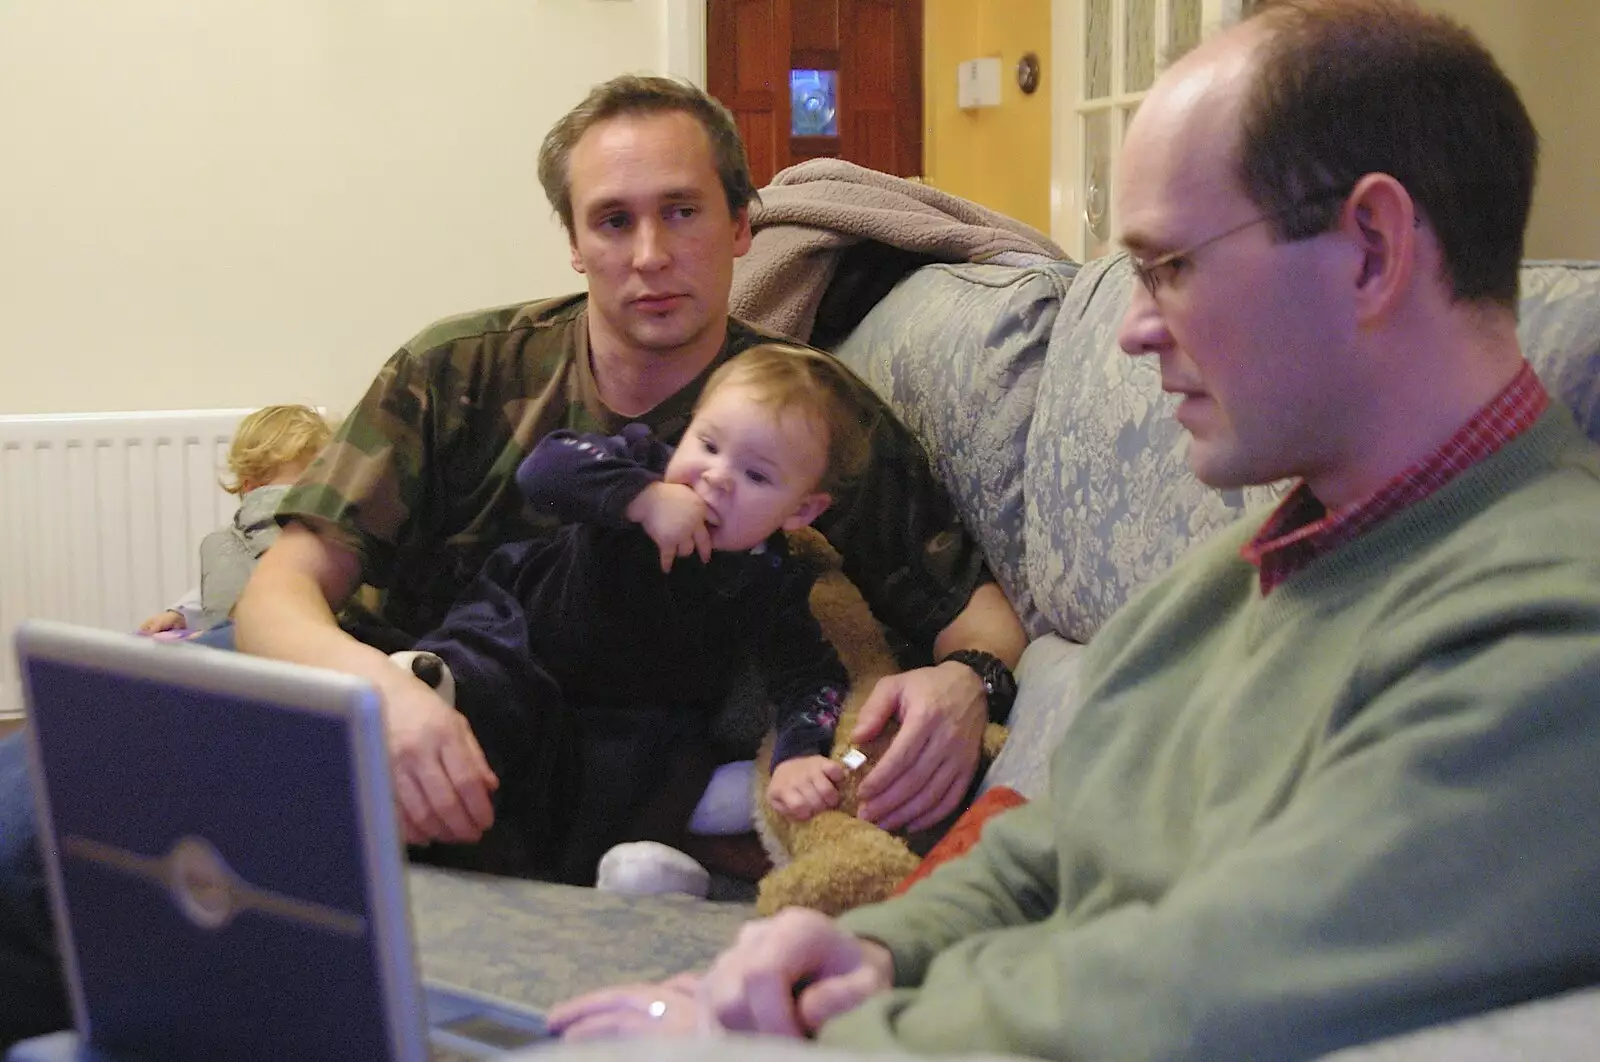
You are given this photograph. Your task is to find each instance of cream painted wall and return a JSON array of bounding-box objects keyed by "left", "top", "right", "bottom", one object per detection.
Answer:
[
  {"left": 923, "top": 0, "right": 1054, "bottom": 234},
  {"left": 1425, "top": 0, "right": 1600, "bottom": 261},
  {"left": 0, "top": 0, "right": 676, "bottom": 415}
]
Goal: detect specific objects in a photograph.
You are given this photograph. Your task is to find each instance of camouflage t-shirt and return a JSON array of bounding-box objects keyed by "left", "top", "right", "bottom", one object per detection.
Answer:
[{"left": 279, "top": 294, "right": 989, "bottom": 647}]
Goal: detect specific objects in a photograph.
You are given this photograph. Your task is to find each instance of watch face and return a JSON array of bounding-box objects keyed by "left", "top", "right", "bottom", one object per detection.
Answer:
[{"left": 946, "top": 650, "right": 1016, "bottom": 719}]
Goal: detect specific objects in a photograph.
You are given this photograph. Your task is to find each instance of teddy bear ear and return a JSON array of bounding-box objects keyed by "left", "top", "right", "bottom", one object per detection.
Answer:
[{"left": 783, "top": 525, "right": 842, "bottom": 574}]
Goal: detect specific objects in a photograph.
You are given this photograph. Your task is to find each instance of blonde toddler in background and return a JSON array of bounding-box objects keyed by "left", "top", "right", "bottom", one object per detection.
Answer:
[{"left": 139, "top": 404, "right": 334, "bottom": 636}]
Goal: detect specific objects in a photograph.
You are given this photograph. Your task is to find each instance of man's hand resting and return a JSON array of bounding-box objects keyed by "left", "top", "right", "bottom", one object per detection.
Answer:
[
  {"left": 548, "top": 972, "right": 708, "bottom": 1040},
  {"left": 701, "top": 908, "right": 894, "bottom": 1037},
  {"left": 548, "top": 911, "right": 892, "bottom": 1042},
  {"left": 382, "top": 678, "right": 499, "bottom": 845},
  {"left": 852, "top": 660, "right": 987, "bottom": 832}
]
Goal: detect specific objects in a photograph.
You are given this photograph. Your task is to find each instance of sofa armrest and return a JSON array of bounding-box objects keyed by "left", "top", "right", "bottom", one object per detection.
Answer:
[
  {"left": 1314, "top": 987, "right": 1600, "bottom": 1061},
  {"left": 977, "top": 633, "right": 1089, "bottom": 800},
  {"left": 496, "top": 1036, "right": 1037, "bottom": 1062}
]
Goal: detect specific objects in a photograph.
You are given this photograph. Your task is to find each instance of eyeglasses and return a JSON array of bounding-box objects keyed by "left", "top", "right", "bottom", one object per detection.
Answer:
[
  {"left": 1127, "top": 188, "right": 1357, "bottom": 300},
  {"left": 1129, "top": 214, "right": 1277, "bottom": 299}
]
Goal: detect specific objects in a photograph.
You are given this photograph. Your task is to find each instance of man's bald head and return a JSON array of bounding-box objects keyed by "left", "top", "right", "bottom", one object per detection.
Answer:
[{"left": 1208, "top": 0, "right": 1538, "bottom": 309}]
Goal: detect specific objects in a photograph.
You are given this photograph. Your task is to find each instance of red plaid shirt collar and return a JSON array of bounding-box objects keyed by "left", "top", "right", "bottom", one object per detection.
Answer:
[{"left": 1242, "top": 363, "right": 1549, "bottom": 595}]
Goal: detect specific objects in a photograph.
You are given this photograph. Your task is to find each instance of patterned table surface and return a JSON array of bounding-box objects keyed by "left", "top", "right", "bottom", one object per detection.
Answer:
[{"left": 409, "top": 866, "right": 756, "bottom": 1011}]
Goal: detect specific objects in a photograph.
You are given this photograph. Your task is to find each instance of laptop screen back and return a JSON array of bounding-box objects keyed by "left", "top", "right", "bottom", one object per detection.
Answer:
[{"left": 18, "top": 622, "right": 426, "bottom": 1062}]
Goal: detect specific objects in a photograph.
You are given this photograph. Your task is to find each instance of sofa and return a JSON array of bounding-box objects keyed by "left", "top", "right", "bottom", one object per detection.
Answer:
[{"left": 408, "top": 252, "right": 1600, "bottom": 1060}]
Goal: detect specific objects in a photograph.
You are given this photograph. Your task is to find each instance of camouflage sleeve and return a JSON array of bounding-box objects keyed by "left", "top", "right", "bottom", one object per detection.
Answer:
[
  {"left": 274, "top": 345, "right": 433, "bottom": 583},
  {"left": 813, "top": 379, "right": 992, "bottom": 650}
]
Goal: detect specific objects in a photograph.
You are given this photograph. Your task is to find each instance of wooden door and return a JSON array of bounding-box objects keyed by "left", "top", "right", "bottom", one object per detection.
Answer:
[{"left": 708, "top": 0, "right": 922, "bottom": 187}]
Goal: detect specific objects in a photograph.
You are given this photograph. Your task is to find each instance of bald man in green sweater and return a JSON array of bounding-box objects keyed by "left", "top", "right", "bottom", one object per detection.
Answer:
[{"left": 549, "top": 2, "right": 1600, "bottom": 1058}]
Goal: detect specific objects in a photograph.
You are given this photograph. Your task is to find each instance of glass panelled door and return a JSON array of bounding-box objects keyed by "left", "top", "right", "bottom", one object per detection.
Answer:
[{"left": 1052, "top": 0, "right": 1242, "bottom": 259}]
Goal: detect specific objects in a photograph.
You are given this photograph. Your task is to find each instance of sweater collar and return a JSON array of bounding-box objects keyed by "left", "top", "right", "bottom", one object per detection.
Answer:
[{"left": 1242, "top": 363, "right": 1550, "bottom": 595}]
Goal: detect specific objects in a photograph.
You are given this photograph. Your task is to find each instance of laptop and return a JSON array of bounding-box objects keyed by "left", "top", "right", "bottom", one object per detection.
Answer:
[{"left": 10, "top": 620, "right": 551, "bottom": 1062}]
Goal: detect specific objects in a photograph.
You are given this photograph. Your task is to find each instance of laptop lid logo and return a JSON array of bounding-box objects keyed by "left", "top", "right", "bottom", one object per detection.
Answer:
[{"left": 62, "top": 833, "right": 368, "bottom": 937}]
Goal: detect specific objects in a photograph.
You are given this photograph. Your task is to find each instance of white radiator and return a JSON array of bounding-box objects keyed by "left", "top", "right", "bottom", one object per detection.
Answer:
[{"left": 0, "top": 409, "right": 256, "bottom": 719}]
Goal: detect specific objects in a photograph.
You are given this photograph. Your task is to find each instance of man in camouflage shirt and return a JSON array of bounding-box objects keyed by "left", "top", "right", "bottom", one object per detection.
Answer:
[
  {"left": 0, "top": 75, "right": 1029, "bottom": 1045},
  {"left": 236, "top": 75, "right": 1026, "bottom": 867}
]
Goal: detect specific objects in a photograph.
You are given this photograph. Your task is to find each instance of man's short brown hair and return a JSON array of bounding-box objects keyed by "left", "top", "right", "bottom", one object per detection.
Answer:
[
  {"left": 537, "top": 74, "right": 760, "bottom": 234},
  {"left": 700, "top": 344, "right": 876, "bottom": 496},
  {"left": 1239, "top": 0, "right": 1538, "bottom": 309}
]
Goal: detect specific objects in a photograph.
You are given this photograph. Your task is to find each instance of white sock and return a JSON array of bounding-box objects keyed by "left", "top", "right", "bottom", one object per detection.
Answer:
[{"left": 594, "top": 841, "right": 710, "bottom": 898}]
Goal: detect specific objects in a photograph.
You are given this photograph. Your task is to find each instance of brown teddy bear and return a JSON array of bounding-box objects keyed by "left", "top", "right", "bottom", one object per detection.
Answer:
[{"left": 750, "top": 527, "right": 1008, "bottom": 917}]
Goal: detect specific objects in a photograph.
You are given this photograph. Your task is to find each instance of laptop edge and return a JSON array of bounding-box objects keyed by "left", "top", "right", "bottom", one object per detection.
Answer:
[{"left": 14, "top": 620, "right": 429, "bottom": 1062}]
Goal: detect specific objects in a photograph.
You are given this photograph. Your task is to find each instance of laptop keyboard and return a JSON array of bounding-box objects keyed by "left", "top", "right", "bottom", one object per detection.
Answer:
[
  {"left": 425, "top": 985, "right": 550, "bottom": 1058},
  {"left": 431, "top": 1046, "right": 496, "bottom": 1062},
  {"left": 431, "top": 1047, "right": 483, "bottom": 1061}
]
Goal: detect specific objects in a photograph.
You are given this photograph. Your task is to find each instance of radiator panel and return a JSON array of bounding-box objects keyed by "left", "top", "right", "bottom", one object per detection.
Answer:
[{"left": 1, "top": 410, "right": 254, "bottom": 718}]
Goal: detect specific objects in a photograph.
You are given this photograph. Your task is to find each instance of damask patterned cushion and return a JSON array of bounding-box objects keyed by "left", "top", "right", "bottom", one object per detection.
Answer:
[
  {"left": 833, "top": 261, "right": 1078, "bottom": 635},
  {"left": 1517, "top": 261, "right": 1600, "bottom": 444},
  {"left": 1022, "top": 253, "right": 1279, "bottom": 645},
  {"left": 1022, "top": 256, "right": 1600, "bottom": 647}
]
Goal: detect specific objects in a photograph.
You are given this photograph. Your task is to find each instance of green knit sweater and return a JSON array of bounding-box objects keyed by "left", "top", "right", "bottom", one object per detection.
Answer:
[{"left": 830, "top": 408, "right": 1600, "bottom": 1061}]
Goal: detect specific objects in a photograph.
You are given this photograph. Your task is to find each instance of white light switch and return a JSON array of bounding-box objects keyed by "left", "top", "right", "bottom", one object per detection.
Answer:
[{"left": 957, "top": 57, "right": 1003, "bottom": 109}]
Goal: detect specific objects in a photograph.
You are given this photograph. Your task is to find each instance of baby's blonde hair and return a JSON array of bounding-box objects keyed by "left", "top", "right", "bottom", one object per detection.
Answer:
[
  {"left": 699, "top": 344, "right": 876, "bottom": 496},
  {"left": 223, "top": 404, "right": 334, "bottom": 495}
]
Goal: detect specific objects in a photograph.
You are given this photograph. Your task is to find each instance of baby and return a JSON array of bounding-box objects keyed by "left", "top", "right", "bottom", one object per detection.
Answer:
[{"left": 409, "top": 343, "right": 877, "bottom": 885}]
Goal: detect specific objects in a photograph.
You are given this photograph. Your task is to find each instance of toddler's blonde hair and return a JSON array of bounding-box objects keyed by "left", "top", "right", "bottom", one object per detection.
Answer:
[
  {"left": 699, "top": 344, "right": 876, "bottom": 496},
  {"left": 223, "top": 404, "right": 334, "bottom": 495}
]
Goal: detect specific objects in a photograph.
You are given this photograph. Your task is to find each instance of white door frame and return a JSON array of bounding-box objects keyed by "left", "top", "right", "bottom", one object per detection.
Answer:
[{"left": 665, "top": 0, "right": 709, "bottom": 87}]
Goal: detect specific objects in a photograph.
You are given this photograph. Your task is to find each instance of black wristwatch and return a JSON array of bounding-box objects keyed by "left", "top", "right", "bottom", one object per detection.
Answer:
[{"left": 940, "top": 649, "right": 1018, "bottom": 724}]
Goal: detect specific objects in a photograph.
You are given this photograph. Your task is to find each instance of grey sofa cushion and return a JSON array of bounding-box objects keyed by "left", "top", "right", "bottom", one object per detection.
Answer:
[
  {"left": 1020, "top": 255, "right": 1600, "bottom": 646},
  {"left": 832, "top": 261, "right": 1077, "bottom": 637},
  {"left": 1022, "top": 253, "right": 1279, "bottom": 644},
  {"left": 502, "top": 1038, "right": 1035, "bottom": 1062},
  {"left": 977, "top": 633, "right": 1088, "bottom": 800},
  {"left": 1315, "top": 985, "right": 1600, "bottom": 1061},
  {"left": 1518, "top": 261, "right": 1600, "bottom": 444}
]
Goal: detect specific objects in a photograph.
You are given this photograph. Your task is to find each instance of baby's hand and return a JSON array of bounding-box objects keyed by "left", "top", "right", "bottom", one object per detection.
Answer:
[
  {"left": 138, "top": 609, "right": 186, "bottom": 635},
  {"left": 767, "top": 756, "right": 845, "bottom": 822},
  {"left": 627, "top": 483, "right": 713, "bottom": 572}
]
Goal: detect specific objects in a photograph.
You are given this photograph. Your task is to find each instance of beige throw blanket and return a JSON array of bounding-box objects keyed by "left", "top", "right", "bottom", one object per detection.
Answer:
[{"left": 730, "top": 158, "right": 1067, "bottom": 341}]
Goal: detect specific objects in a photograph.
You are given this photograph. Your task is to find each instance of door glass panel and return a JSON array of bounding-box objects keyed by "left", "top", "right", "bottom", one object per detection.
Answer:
[
  {"left": 1082, "top": 109, "right": 1113, "bottom": 259},
  {"left": 1125, "top": 0, "right": 1156, "bottom": 92},
  {"left": 790, "top": 69, "right": 839, "bottom": 136},
  {"left": 1086, "top": 0, "right": 1112, "bottom": 100},
  {"left": 1168, "top": 0, "right": 1202, "bottom": 58}
]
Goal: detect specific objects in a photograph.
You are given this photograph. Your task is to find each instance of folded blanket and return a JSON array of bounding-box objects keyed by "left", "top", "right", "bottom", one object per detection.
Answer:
[{"left": 731, "top": 158, "right": 1067, "bottom": 341}]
